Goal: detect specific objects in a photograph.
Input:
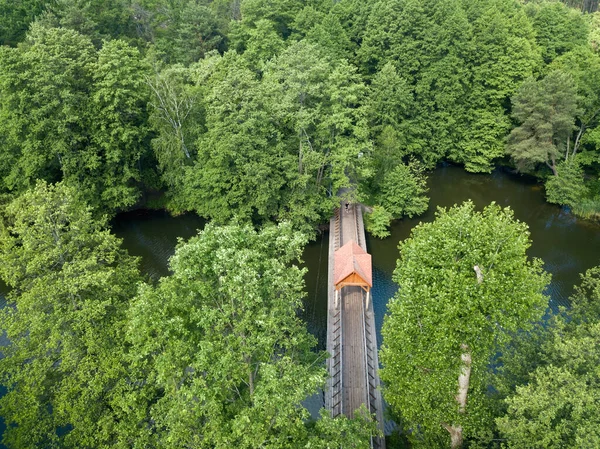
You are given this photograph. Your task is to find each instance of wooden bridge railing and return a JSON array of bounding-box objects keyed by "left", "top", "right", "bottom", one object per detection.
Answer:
[{"left": 326, "top": 203, "right": 386, "bottom": 449}]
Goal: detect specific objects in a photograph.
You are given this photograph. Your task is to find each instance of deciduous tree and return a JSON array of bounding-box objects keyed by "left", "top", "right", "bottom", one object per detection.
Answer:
[
  {"left": 497, "top": 267, "right": 600, "bottom": 448},
  {"left": 182, "top": 54, "right": 291, "bottom": 224},
  {"left": 146, "top": 61, "right": 203, "bottom": 197},
  {"left": 526, "top": 0, "right": 588, "bottom": 64},
  {"left": 455, "top": 0, "right": 540, "bottom": 172},
  {"left": 125, "top": 222, "right": 374, "bottom": 447},
  {"left": 0, "top": 181, "right": 141, "bottom": 448},
  {"left": 0, "top": 0, "right": 50, "bottom": 46},
  {"left": 263, "top": 41, "right": 372, "bottom": 219},
  {"left": 380, "top": 201, "right": 549, "bottom": 448},
  {"left": 545, "top": 159, "right": 588, "bottom": 207},
  {"left": 0, "top": 25, "right": 150, "bottom": 212},
  {"left": 85, "top": 39, "right": 151, "bottom": 209}
]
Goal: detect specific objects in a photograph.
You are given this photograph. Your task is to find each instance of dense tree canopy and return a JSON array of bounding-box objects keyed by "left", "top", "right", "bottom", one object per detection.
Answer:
[
  {"left": 0, "top": 0, "right": 599, "bottom": 224},
  {"left": 526, "top": 0, "right": 589, "bottom": 64},
  {"left": 507, "top": 70, "right": 580, "bottom": 175},
  {"left": 0, "top": 25, "right": 151, "bottom": 213},
  {"left": 125, "top": 222, "right": 374, "bottom": 447},
  {"left": 1, "top": 1, "right": 600, "bottom": 446},
  {"left": 496, "top": 267, "right": 600, "bottom": 448},
  {"left": 0, "top": 182, "right": 141, "bottom": 447},
  {"left": 380, "top": 201, "right": 549, "bottom": 447}
]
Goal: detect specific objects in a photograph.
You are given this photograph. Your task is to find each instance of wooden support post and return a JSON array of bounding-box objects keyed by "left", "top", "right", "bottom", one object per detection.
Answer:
[
  {"left": 334, "top": 289, "right": 339, "bottom": 309},
  {"left": 366, "top": 291, "right": 370, "bottom": 310}
]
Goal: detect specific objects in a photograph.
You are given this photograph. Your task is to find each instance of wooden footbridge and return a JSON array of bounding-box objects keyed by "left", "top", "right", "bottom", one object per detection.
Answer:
[{"left": 325, "top": 203, "right": 385, "bottom": 449}]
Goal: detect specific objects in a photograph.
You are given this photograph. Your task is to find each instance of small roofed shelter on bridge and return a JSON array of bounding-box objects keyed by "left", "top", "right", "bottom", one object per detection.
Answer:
[{"left": 334, "top": 241, "right": 372, "bottom": 292}]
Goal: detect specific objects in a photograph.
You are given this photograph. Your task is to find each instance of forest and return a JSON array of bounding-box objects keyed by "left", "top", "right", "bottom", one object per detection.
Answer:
[{"left": 0, "top": 0, "right": 599, "bottom": 447}]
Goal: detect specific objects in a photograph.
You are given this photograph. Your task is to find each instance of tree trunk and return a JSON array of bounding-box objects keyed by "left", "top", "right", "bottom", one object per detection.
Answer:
[
  {"left": 584, "top": 0, "right": 599, "bottom": 13},
  {"left": 443, "top": 424, "right": 463, "bottom": 449},
  {"left": 457, "top": 346, "right": 472, "bottom": 413},
  {"left": 442, "top": 268, "right": 479, "bottom": 448},
  {"left": 473, "top": 265, "right": 483, "bottom": 284},
  {"left": 572, "top": 124, "right": 585, "bottom": 159},
  {"left": 546, "top": 160, "right": 558, "bottom": 176},
  {"left": 178, "top": 127, "right": 190, "bottom": 159},
  {"left": 442, "top": 345, "right": 471, "bottom": 449},
  {"left": 243, "top": 352, "right": 254, "bottom": 395},
  {"left": 231, "top": 0, "right": 242, "bottom": 20},
  {"left": 298, "top": 134, "right": 303, "bottom": 174},
  {"left": 248, "top": 369, "right": 254, "bottom": 396}
]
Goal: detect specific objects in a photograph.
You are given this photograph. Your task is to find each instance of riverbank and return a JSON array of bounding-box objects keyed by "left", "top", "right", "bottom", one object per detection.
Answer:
[{"left": 113, "top": 166, "right": 600, "bottom": 347}]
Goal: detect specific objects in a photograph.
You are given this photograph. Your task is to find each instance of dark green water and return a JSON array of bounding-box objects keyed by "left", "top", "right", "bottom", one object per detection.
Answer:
[
  {"left": 112, "top": 209, "right": 207, "bottom": 281},
  {"left": 112, "top": 166, "right": 600, "bottom": 353},
  {"left": 365, "top": 165, "right": 600, "bottom": 347}
]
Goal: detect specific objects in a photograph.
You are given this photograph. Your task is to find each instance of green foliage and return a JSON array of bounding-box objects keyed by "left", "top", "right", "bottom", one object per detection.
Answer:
[
  {"left": 228, "top": 0, "right": 302, "bottom": 64},
  {"left": 552, "top": 46, "right": 600, "bottom": 125},
  {"left": 239, "top": 18, "right": 286, "bottom": 69},
  {"left": 125, "top": 222, "right": 374, "bottom": 447},
  {"left": 545, "top": 160, "right": 588, "bottom": 207},
  {"left": 366, "top": 62, "right": 412, "bottom": 132},
  {"left": 182, "top": 41, "right": 371, "bottom": 234},
  {"left": 86, "top": 39, "right": 151, "bottom": 209},
  {"left": 0, "top": 24, "right": 96, "bottom": 191},
  {"left": 302, "top": 12, "right": 353, "bottom": 62},
  {"left": 170, "top": 1, "right": 226, "bottom": 65},
  {"left": 365, "top": 205, "right": 393, "bottom": 239},
  {"left": 0, "top": 0, "right": 51, "bottom": 46},
  {"left": 572, "top": 194, "right": 600, "bottom": 220},
  {"left": 329, "top": 0, "right": 373, "bottom": 62},
  {"left": 133, "top": 0, "right": 227, "bottom": 64},
  {"left": 497, "top": 267, "right": 600, "bottom": 448},
  {"left": 570, "top": 266, "right": 600, "bottom": 322},
  {"left": 588, "top": 11, "right": 600, "bottom": 52},
  {"left": 380, "top": 201, "right": 549, "bottom": 446},
  {"left": 359, "top": 0, "right": 539, "bottom": 172},
  {"left": 551, "top": 46, "right": 600, "bottom": 159},
  {"left": 456, "top": 0, "right": 541, "bottom": 172},
  {"left": 526, "top": 0, "right": 589, "bottom": 64},
  {"left": 365, "top": 62, "right": 416, "bottom": 165},
  {"left": 0, "top": 25, "right": 151, "bottom": 213},
  {"left": 507, "top": 70, "right": 579, "bottom": 174},
  {"left": 2, "top": 0, "right": 600, "bottom": 445},
  {"left": 499, "top": 362, "right": 600, "bottom": 448},
  {"left": 307, "top": 407, "right": 378, "bottom": 448},
  {"left": 36, "top": 0, "right": 138, "bottom": 47},
  {"left": 0, "top": 181, "right": 141, "bottom": 448},
  {"left": 234, "top": 0, "right": 302, "bottom": 40},
  {"left": 363, "top": 160, "right": 429, "bottom": 239},
  {"left": 146, "top": 61, "right": 203, "bottom": 196},
  {"left": 379, "top": 162, "right": 429, "bottom": 219},
  {"left": 183, "top": 55, "right": 290, "bottom": 223},
  {"left": 264, "top": 40, "right": 371, "bottom": 194}
]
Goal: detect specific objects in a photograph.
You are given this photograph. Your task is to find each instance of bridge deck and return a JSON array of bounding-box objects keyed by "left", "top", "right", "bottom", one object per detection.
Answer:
[
  {"left": 326, "top": 203, "right": 385, "bottom": 448},
  {"left": 342, "top": 285, "right": 368, "bottom": 418}
]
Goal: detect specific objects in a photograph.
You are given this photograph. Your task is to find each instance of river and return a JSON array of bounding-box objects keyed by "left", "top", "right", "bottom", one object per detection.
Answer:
[{"left": 113, "top": 165, "right": 600, "bottom": 352}]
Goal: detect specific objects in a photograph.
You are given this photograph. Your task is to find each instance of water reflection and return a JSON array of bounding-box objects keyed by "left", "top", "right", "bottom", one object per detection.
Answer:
[
  {"left": 111, "top": 209, "right": 206, "bottom": 281},
  {"left": 305, "top": 165, "right": 600, "bottom": 352},
  {"left": 109, "top": 167, "right": 600, "bottom": 351}
]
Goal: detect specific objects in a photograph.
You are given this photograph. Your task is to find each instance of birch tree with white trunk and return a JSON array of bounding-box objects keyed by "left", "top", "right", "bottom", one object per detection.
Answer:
[
  {"left": 146, "top": 64, "right": 200, "bottom": 189},
  {"left": 380, "top": 201, "right": 550, "bottom": 448}
]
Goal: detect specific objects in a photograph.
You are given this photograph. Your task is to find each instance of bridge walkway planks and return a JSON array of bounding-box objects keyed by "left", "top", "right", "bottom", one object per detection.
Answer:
[{"left": 326, "top": 203, "right": 385, "bottom": 449}]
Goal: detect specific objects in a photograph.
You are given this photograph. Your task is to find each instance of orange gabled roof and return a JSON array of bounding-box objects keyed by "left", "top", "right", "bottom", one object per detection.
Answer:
[{"left": 334, "top": 241, "right": 373, "bottom": 288}]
